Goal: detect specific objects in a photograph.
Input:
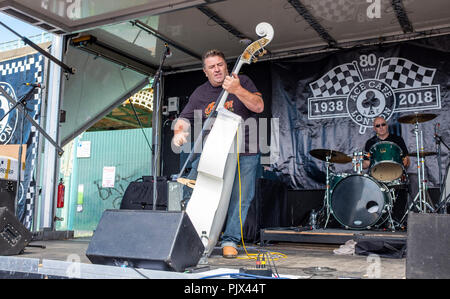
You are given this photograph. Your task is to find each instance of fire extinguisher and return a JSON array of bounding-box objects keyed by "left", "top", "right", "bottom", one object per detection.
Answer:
[{"left": 57, "top": 178, "right": 65, "bottom": 208}]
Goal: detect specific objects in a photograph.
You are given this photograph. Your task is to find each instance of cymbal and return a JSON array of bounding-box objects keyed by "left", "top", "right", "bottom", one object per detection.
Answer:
[
  {"left": 397, "top": 113, "right": 437, "bottom": 124},
  {"left": 309, "top": 149, "right": 352, "bottom": 164},
  {"left": 408, "top": 151, "right": 437, "bottom": 157}
]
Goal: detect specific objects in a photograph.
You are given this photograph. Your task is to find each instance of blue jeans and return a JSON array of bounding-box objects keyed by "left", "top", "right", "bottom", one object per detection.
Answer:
[
  {"left": 183, "top": 153, "right": 260, "bottom": 249},
  {"left": 221, "top": 154, "right": 260, "bottom": 248}
]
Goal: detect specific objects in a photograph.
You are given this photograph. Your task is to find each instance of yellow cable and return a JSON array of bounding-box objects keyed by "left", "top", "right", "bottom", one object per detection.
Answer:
[{"left": 235, "top": 128, "right": 287, "bottom": 261}]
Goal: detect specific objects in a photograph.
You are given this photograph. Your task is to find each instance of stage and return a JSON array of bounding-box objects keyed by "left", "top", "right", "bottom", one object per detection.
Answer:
[{"left": 0, "top": 235, "right": 406, "bottom": 279}]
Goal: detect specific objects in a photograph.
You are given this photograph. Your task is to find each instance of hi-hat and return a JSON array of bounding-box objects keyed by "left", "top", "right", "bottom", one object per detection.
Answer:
[
  {"left": 398, "top": 113, "right": 437, "bottom": 124},
  {"left": 310, "top": 149, "right": 352, "bottom": 164},
  {"left": 408, "top": 151, "right": 437, "bottom": 157}
]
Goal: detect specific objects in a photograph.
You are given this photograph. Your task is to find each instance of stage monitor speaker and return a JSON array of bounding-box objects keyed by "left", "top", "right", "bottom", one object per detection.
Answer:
[
  {"left": 0, "top": 207, "right": 32, "bottom": 256},
  {"left": 406, "top": 213, "right": 450, "bottom": 279},
  {"left": 0, "top": 179, "right": 17, "bottom": 214},
  {"left": 86, "top": 210, "right": 204, "bottom": 272}
]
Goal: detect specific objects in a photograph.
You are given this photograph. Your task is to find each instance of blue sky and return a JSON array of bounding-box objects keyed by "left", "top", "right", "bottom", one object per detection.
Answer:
[{"left": 0, "top": 12, "right": 45, "bottom": 44}]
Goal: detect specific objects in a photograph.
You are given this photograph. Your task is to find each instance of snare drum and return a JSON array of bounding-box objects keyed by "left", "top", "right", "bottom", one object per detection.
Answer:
[
  {"left": 386, "top": 172, "right": 409, "bottom": 188},
  {"left": 369, "top": 141, "right": 404, "bottom": 182}
]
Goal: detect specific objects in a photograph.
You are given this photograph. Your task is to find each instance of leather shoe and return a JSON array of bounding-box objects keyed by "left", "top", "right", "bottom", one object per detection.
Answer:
[{"left": 222, "top": 246, "right": 238, "bottom": 259}]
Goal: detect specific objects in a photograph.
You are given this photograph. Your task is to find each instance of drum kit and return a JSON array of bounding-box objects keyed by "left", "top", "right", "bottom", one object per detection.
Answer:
[{"left": 310, "top": 112, "right": 444, "bottom": 231}]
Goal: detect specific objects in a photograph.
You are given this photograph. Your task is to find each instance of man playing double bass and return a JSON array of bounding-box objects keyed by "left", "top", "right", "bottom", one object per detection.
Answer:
[
  {"left": 172, "top": 49, "right": 264, "bottom": 259},
  {"left": 363, "top": 116, "right": 410, "bottom": 170}
]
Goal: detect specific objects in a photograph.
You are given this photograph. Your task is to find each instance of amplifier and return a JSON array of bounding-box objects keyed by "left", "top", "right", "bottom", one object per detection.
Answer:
[
  {"left": 0, "top": 179, "right": 16, "bottom": 214},
  {"left": 168, "top": 181, "right": 183, "bottom": 211},
  {"left": 120, "top": 177, "right": 167, "bottom": 210}
]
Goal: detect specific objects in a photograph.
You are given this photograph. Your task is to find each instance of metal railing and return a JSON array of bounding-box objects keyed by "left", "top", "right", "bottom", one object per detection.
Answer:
[{"left": 0, "top": 32, "right": 53, "bottom": 52}]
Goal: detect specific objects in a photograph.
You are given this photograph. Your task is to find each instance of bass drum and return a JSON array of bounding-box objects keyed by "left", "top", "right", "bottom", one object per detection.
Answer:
[
  {"left": 330, "top": 174, "right": 392, "bottom": 229},
  {"left": 326, "top": 172, "right": 349, "bottom": 201}
]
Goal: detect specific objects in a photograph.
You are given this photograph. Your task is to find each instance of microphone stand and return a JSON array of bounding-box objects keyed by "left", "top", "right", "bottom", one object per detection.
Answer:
[
  {"left": 434, "top": 132, "right": 450, "bottom": 213},
  {"left": 151, "top": 45, "right": 170, "bottom": 210},
  {"left": 0, "top": 85, "right": 38, "bottom": 218}
]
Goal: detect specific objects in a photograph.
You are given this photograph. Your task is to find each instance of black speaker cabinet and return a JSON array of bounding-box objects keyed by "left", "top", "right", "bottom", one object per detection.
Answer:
[
  {"left": 0, "top": 207, "right": 32, "bottom": 256},
  {"left": 0, "top": 180, "right": 17, "bottom": 214},
  {"left": 86, "top": 210, "right": 204, "bottom": 272},
  {"left": 120, "top": 177, "right": 168, "bottom": 210},
  {"left": 406, "top": 213, "right": 450, "bottom": 279}
]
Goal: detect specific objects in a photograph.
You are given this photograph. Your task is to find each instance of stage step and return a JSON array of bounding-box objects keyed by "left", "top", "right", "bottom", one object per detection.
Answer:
[{"left": 260, "top": 227, "right": 407, "bottom": 245}]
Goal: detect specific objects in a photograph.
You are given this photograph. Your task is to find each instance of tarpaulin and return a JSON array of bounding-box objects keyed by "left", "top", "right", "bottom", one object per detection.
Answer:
[
  {"left": 0, "top": 53, "right": 43, "bottom": 228},
  {"left": 271, "top": 36, "right": 450, "bottom": 190}
]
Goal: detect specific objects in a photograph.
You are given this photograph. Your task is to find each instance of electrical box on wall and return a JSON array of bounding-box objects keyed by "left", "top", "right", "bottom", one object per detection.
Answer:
[
  {"left": 167, "top": 97, "right": 179, "bottom": 113},
  {"left": 163, "top": 97, "right": 179, "bottom": 116}
]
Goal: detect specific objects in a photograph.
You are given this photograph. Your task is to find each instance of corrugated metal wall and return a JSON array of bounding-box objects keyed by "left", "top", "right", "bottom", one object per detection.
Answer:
[{"left": 56, "top": 128, "right": 152, "bottom": 233}]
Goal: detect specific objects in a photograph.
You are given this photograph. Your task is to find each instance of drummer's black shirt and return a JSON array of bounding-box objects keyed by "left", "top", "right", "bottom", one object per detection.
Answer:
[{"left": 364, "top": 134, "right": 409, "bottom": 158}]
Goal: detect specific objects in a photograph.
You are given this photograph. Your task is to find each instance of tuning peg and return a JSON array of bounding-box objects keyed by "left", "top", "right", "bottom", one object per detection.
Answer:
[
  {"left": 252, "top": 57, "right": 258, "bottom": 63},
  {"left": 258, "top": 49, "right": 267, "bottom": 57}
]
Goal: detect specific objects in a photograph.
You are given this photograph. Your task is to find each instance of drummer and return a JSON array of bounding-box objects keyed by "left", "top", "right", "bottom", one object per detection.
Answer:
[{"left": 362, "top": 116, "right": 410, "bottom": 170}]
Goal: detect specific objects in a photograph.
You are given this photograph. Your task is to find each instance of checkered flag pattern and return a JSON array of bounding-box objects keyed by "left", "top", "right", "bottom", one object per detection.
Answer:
[
  {"left": 306, "top": 0, "right": 358, "bottom": 23},
  {"left": 377, "top": 57, "right": 436, "bottom": 89},
  {"left": 0, "top": 56, "right": 35, "bottom": 75},
  {"left": 24, "top": 55, "right": 43, "bottom": 229},
  {"left": 310, "top": 63, "right": 362, "bottom": 97}
]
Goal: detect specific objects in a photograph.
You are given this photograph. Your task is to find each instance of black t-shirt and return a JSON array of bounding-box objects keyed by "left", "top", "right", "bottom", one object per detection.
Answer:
[
  {"left": 179, "top": 74, "right": 261, "bottom": 155},
  {"left": 364, "top": 134, "right": 409, "bottom": 158}
]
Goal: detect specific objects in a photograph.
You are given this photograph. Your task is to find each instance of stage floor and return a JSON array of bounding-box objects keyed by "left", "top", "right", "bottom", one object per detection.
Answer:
[{"left": 4, "top": 232, "right": 407, "bottom": 279}]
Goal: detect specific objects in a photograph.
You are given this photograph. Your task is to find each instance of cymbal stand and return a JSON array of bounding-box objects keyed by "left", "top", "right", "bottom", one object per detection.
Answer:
[
  {"left": 386, "top": 188, "right": 398, "bottom": 231},
  {"left": 434, "top": 131, "right": 450, "bottom": 213},
  {"left": 323, "top": 154, "right": 332, "bottom": 229},
  {"left": 399, "top": 125, "right": 423, "bottom": 225},
  {"left": 410, "top": 121, "right": 434, "bottom": 213}
]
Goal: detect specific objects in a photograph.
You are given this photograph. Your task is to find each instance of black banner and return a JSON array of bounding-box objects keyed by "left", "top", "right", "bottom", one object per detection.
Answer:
[{"left": 271, "top": 36, "right": 450, "bottom": 190}]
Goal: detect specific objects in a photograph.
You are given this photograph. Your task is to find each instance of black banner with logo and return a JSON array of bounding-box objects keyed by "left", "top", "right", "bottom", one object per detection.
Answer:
[
  {"left": 0, "top": 53, "right": 43, "bottom": 228},
  {"left": 271, "top": 36, "right": 450, "bottom": 190}
]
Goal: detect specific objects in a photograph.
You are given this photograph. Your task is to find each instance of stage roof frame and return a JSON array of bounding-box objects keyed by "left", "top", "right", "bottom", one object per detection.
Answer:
[{"left": 0, "top": 0, "right": 449, "bottom": 75}]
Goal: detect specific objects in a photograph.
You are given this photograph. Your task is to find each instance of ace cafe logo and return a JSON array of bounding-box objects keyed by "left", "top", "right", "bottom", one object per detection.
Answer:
[
  {"left": 308, "top": 54, "right": 441, "bottom": 134},
  {"left": 0, "top": 82, "right": 18, "bottom": 144}
]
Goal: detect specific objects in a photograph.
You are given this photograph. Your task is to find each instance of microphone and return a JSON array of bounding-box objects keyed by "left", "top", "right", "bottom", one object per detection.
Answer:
[
  {"left": 164, "top": 43, "right": 172, "bottom": 58},
  {"left": 23, "top": 83, "right": 43, "bottom": 88}
]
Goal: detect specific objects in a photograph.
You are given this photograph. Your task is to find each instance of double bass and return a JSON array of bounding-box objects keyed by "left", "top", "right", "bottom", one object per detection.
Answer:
[{"left": 179, "top": 22, "right": 274, "bottom": 258}]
